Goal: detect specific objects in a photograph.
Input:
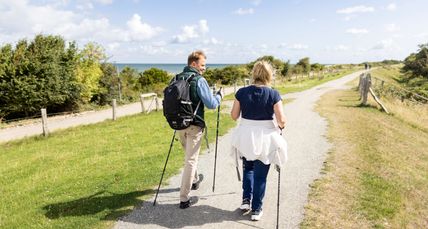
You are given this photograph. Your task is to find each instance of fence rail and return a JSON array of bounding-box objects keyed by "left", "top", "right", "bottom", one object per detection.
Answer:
[
  {"left": 371, "top": 76, "right": 428, "bottom": 103},
  {"left": 358, "top": 72, "right": 389, "bottom": 114}
]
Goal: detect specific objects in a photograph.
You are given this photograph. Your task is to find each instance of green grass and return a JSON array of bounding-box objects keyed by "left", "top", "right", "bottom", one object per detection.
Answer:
[
  {"left": 222, "top": 69, "right": 360, "bottom": 101},
  {"left": 275, "top": 70, "right": 358, "bottom": 95},
  {"left": 0, "top": 109, "right": 235, "bottom": 229},
  {"left": 359, "top": 172, "right": 401, "bottom": 223}
]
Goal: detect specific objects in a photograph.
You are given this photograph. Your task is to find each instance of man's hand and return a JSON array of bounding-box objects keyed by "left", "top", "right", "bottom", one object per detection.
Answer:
[{"left": 216, "top": 88, "right": 224, "bottom": 99}]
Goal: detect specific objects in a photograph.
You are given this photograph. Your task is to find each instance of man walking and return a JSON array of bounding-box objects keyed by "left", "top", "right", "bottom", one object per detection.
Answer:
[{"left": 177, "top": 50, "right": 222, "bottom": 209}]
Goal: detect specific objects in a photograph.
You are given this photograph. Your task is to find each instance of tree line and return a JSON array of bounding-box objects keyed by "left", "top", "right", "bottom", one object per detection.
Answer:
[
  {"left": 0, "top": 34, "right": 335, "bottom": 121},
  {"left": 3, "top": 34, "right": 406, "bottom": 121},
  {"left": 0, "top": 34, "right": 173, "bottom": 121}
]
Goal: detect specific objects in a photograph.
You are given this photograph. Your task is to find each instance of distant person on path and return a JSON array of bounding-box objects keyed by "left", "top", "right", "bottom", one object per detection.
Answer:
[
  {"left": 176, "top": 50, "right": 223, "bottom": 209},
  {"left": 230, "top": 61, "right": 287, "bottom": 221}
]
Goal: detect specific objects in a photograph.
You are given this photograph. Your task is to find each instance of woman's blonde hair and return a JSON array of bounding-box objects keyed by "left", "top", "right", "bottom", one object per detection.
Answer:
[{"left": 251, "top": 61, "right": 273, "bottom": 85}]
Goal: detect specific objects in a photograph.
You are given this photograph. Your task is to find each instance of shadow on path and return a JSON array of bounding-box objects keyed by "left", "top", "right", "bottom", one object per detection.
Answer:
[
  {"left": 120, "top": 197, "right": 264, "bottom": 229},
  {"left": 42, "top": 189, "right": 179, "bottom": 221}
]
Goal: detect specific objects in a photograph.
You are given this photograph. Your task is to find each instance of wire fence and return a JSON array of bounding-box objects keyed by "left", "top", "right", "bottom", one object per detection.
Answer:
[{"left": 371, "top": 76, "right": 428, "bottom": 105}]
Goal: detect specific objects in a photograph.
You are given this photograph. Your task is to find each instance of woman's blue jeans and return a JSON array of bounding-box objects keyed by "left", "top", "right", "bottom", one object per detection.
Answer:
[{"left": 242, "top": 157, "right": 271, "bottom": 211}]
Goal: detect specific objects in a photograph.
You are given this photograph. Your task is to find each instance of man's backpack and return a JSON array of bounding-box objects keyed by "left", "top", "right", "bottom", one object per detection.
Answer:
[{"left": 162, "top": 73, "right": 201, "bottom": 130}]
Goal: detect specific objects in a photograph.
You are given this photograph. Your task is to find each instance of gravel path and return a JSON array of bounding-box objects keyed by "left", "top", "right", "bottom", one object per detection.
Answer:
[
  {"left": 0, "top": 87, "right": 238, "bottom": 143},
  {"left": 113, "top": 70, "right": 364, "bottom": 229}
]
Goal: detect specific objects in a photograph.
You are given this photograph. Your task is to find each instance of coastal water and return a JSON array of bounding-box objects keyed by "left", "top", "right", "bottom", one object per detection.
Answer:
[{"left": 114, "top": 63, "right": 240, "bottom": 74}]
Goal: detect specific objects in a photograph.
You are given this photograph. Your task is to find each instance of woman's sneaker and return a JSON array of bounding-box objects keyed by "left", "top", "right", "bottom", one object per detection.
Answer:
[
  {"left": 239, "top": 199, "right": 251, "bottom": 211},
  {"left": 251, "top": 209, "right": 263, "bottom": 221}
]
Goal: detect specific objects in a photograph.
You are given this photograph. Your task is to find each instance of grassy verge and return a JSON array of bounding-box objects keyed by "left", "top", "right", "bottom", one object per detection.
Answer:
[
  {"left": 370, "top": 66, "right": 428, "bottom": 132},
  {"left": 222, "top": 68, "right": 360, "bottom": 101},
  {"left": 275, "top": 69, "right": 358, "bottom": 95},
  {"left": 0, "top": 109, "right": 235, "bottom": 229},
  {"left": 301, "top": 87, "right": 428, "bottom": 228}
]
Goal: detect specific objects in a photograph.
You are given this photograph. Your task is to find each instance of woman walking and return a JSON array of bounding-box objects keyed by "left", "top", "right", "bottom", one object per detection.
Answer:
[{"left": 231, "top": 61, "right": 287, "bottom": 221}]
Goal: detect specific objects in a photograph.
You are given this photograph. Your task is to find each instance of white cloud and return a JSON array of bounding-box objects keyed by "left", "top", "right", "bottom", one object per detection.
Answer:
[
  {"left": 288, "top": 43, "right": 309, "bottom": 50},
  {"left": 333, "top": 45, "right": 350, "bottom": 51},
  {"left": 344, "top": 15, "right": 355, "bottom": 21},
  {"left": 172, "top": 19, "right": 210, "bottom": 43},
  {"left": 371, "top": 39, "right": 399, "bottom": 50},
  {"left": 337, "top": 5, "right": 375, "bottom": 14},
  {"left": 346, "top": 28, "right": 369, "bottom": 34},
  {"left": 203, "top": 37, "right": 221, "bottom": 45},
  {"left": 249, "top": 0, "right": 262, "bottom": 6},
  {"left": 0, "top": 1, "right": 163, "bottom": 47},
  {"left": 385, "top": 24, "right": 400, "bottom": 32},
  {"left": 233, "top": 8, "right": 254, "bottom": 15},
  {"left": 278, "top": 43, "right": 287, "bottom": 48},
  {"left": 76, "top": 2, "right": 94, "bottom": 10},
  {"left": 138, "top": 44, "right": 169, "bottom": 55},
  {"left": 126, "top": 14, "right": 163, "bottom": 41},
  {"left": 386, "top": 3, "right": 397, "bottom": 11},
  {"left": 415, "top": 33, "right": 428, "bottom": 38},
  {"left": 107, "top": 42, "right": 120, "bottom": 51},
  {"left": 198, "top": 20, "right": 209, "bottom": 34}
]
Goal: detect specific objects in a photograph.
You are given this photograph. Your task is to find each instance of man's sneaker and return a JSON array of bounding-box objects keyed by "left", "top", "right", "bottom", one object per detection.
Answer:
[
  {"left": 251, "top": 209, "right": 263, "bottom": 221},
  {"left": 179, "top": 196, "right": 199, "bottom": 209},
  {"left": 239, "top": 199, "right": 251, "bottom": 211},
  {"left": 191, "top": 174, "right": 204, "bottom": 190}
]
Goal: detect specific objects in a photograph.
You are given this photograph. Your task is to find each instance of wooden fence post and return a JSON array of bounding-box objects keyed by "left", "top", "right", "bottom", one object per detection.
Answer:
[
  {"left": 112, "top": 99, "right": 117, "bottom": 121},
  {"left": 244, "top": 78, "right": 250, "bottom": 86},
  {"left": 140, "top": 94, "right": 146, "bottom": 113},
  {"left": 155, "top": 96, "right": 159, "bottom": 111},
  {"left": 357, "top": 73, "right": 364, "bottom": 91},
  {"left": 41, "top": 108, "right": 49, "bottom": 137},
  {"left": 361, "top": 74, "right": 371, "bottom": 105}
]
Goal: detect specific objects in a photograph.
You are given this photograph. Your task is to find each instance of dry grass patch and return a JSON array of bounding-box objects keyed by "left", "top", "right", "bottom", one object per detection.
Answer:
[{"left": 301, "top": 88, "right": 428, "bottom": 228}]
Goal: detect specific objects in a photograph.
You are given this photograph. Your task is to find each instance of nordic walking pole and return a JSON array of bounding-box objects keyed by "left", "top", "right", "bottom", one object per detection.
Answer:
[
  {"left": 276, "top": 128, "right": 284, "bottom": 229},
  {"left": 235, "top": 150, "right": 241, "bottom": 181},
  {"left": 212, "top": 87, "right": 222, "bottom": 192},
  {"left": 276, "top": 166, "right": 281, "bottom": 229},
  {"left": 153, "top": 130, "right": 176, "bottom": 206}
]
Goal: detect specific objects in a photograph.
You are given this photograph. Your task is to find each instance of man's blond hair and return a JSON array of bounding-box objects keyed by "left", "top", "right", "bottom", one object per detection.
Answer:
[
  {"left": 187, "top": 50, "right": 207, "bottom": 65},
  {"left": 252, "top": 61, "right": 273, "bottom": 85}
]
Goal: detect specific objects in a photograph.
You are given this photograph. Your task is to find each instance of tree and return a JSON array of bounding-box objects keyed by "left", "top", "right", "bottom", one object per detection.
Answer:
[
  {"left": 0, "top": 34, "right": 80, "bottom": 119},
  {"left": 247, "top": 56, "right": 285, "bottom": 76},
  {"left": 138, "top": 68, "right": 169, "bottom": 86},
  {"left": 204, "top": 65, "right": 249, "bottom": 85},
  {"left": 281, "top": 60, "right": 291, "bottom": 78},
  {"left": 311, "top": 63, "right": 324, "bottom": 78},
  {"left": 75, "top": 42, "right": 106, "bottom": 102},
  {"left": 402, "top": 43, "right": 428, "bottom": 79},
  {"left": 95, "top": 63, "right": 119, "bottom": 105},
  {"left": 296, "top": 57, "right": 311, "bottom": 76},
  {"left": 120, "top": 66, "right": 140, "bottom": 101}
]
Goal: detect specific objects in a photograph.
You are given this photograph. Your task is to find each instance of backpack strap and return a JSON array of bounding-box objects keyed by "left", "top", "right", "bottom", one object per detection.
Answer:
[{"left": 187, "top": 73, "right": 196, "bottom": 82}]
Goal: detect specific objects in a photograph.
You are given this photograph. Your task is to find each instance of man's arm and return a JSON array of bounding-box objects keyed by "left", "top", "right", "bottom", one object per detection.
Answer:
[{"left": 196, "top": 77, "right": 221, "bottom": 109}]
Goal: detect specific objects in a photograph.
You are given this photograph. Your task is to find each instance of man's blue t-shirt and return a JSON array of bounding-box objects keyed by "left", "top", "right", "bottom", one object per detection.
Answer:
[{"left": 235, "top": 85, "right": 282, "bottom": 120}]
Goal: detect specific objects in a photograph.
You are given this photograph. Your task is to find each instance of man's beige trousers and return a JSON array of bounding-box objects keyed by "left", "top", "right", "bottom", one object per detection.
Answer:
[{"left": 178, "top": 125, "right": 203, "bottom": 202}]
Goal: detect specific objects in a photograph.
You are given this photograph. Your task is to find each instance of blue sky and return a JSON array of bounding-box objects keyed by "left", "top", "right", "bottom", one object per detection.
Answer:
[{"left": 1, "top": 0, "right": 427, "bottom": 64}]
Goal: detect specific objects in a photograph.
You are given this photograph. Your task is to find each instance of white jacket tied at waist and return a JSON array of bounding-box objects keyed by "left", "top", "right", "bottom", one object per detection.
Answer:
[{"left": 231, "top": 118, "right": 288, "bottom": 168}]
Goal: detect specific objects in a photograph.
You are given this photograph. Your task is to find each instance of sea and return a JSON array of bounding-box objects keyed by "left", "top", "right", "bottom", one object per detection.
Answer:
[{"left": 114, "top": 63, "right": 241, "bottom": 74}]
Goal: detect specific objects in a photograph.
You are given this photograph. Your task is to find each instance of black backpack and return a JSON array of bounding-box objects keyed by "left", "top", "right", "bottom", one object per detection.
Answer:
[{"left": 162, "top": 73, "right": 201, "bottom": 130}]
